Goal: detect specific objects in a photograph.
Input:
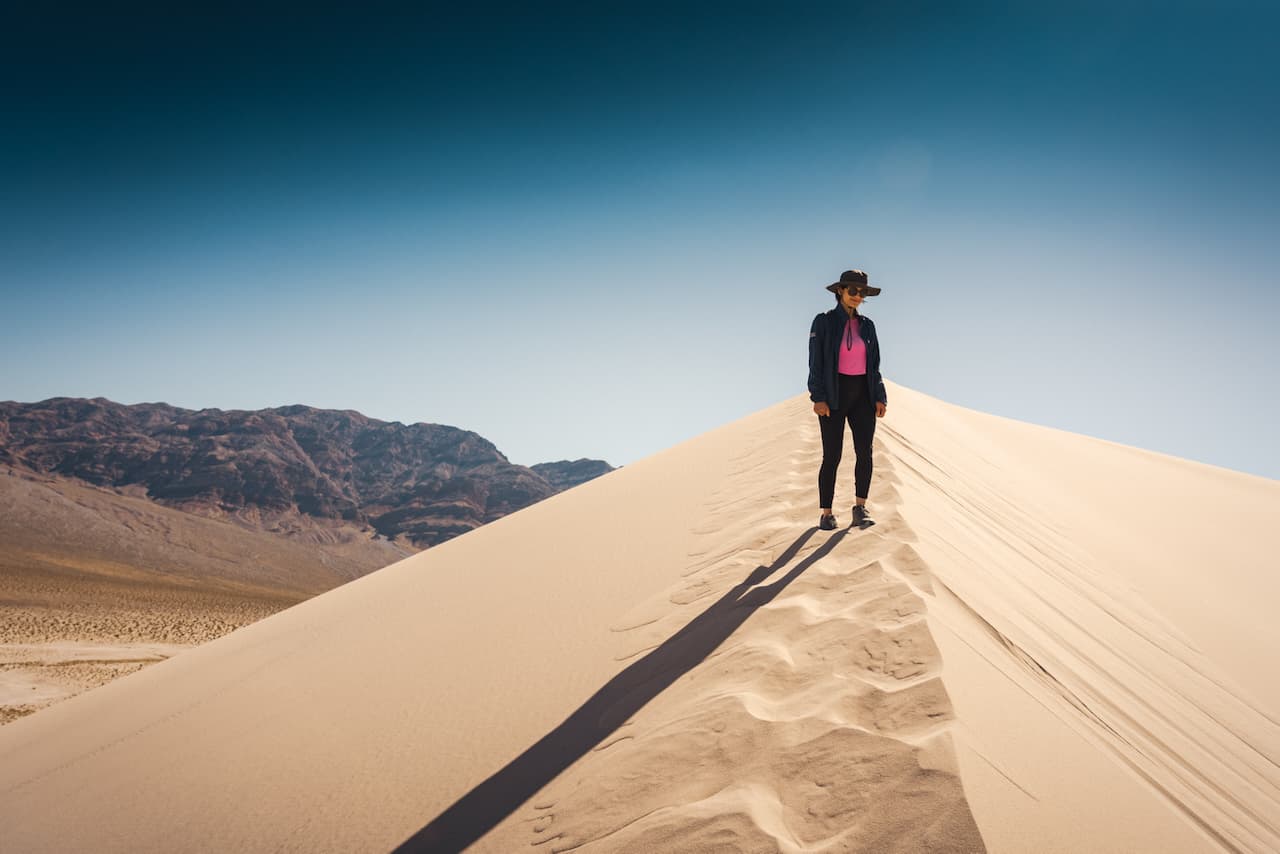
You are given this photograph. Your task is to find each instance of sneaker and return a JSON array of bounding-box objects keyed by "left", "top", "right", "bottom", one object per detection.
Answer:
[
  {"left": 852, "top": 505, "right": 874, "bottom": 527},
  {"left": 819, "top": 514, "right": 838, "bottom": 531}
]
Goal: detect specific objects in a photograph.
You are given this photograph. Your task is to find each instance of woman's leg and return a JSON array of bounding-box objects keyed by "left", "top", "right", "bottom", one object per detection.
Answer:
[
  {"left": 817, "top": 408, "right": 845, "bottom": 513},
  {"left": 848, "top": 381, "right": 876, "bottom": 501}
]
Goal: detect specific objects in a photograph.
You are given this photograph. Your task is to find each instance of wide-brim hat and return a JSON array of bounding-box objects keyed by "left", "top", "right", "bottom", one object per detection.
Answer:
[{"left": 825, "top": 269, "right": 882, "bottom": 296}]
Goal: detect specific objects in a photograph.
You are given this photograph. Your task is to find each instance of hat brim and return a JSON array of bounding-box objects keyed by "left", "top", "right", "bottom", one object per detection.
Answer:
[{"left": 826, "top": 283, "right": 882, "bottom": 296}]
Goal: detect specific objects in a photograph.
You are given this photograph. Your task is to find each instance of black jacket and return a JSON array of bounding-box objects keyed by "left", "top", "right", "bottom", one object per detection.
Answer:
[{"left": 808, "top": 307, "right": 887, "bottom": 409}]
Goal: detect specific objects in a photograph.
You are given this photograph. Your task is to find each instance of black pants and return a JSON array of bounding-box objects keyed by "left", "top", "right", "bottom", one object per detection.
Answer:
[{"left": 817, "top": 373, "right": 876, "bottom": 507}]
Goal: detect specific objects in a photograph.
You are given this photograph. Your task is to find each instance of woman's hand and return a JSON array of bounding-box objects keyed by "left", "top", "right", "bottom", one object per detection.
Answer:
[
  {"left": 875, "top": 402, "right": 887, "bottom": 418},
  {"left": 813, "top": 402, "right": 831, "bottom": 417}
]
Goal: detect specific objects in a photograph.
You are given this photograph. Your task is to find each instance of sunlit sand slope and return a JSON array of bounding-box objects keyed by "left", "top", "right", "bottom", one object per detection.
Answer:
[{"left": 875, "top": 384, "right": 1280, "bottom": 854}]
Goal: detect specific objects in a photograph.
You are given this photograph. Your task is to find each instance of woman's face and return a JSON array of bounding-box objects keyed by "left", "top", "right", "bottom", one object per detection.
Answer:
[{"left": 840, "top": 285, "right": 865, "bottom": 310}]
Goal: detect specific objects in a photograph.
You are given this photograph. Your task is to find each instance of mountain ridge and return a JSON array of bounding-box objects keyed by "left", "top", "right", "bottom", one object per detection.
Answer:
[{"left": 0, "top": 396, "right": 614, "bottom": 549}]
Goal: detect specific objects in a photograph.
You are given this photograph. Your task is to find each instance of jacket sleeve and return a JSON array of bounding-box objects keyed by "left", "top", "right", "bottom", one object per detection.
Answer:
[
  {"left": 871, "top": 322, "right": 887, "bottom": 405},
  {"left": 807, "top": 313, "right": 826, "bottom": 402}
]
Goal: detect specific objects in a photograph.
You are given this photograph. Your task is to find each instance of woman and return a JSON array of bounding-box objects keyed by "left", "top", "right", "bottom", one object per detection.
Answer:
[{"left": 807, "top": 269, "right": 888, "bottom": 530}]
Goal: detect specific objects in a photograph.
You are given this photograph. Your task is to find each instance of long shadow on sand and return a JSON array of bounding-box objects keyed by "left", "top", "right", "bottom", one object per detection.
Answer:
[{"left": 395, "top": 526, "right": 848, "bottom": 853}]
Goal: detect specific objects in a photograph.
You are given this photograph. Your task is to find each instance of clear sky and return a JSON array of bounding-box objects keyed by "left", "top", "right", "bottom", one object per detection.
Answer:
[{"left": 3, "top": 1, "right": 1277, "bottom": 479}]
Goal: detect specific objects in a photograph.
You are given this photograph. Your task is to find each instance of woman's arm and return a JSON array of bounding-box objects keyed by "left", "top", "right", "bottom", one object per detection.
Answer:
[
  {"left": 807, "top": 314, "right": 827, "bottom": 404},
  {"left": 870, "top": 319, "right": 887, "bottom": 416}
]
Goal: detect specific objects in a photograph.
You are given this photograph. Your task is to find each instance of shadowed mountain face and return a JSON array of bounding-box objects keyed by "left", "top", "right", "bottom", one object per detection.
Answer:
[
  {"left": 0, "top": 398, "right": 613, "bottom": 549},
  {"left": 531, "top": 458, "right": 615, "bottom": 492}
]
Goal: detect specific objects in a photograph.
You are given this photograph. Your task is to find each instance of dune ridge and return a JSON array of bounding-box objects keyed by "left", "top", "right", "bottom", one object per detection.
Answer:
[{"left": 418, "top": 408, "right": 982, "bottom": 852}]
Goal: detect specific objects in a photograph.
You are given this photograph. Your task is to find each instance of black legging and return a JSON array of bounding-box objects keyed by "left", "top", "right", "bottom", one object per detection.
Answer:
[{"left": 817, "top": 372, "right": 876, "bottom": 507}]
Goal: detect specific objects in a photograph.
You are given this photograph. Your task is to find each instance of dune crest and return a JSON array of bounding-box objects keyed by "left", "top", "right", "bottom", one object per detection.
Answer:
[{"left": 421, "top": 411, "right": 981, "bottom": 852}]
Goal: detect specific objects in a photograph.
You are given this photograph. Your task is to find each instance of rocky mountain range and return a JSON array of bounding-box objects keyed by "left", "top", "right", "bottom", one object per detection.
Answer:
[{"left": 0, "top": 397, "right": 614, "bottom": 549}]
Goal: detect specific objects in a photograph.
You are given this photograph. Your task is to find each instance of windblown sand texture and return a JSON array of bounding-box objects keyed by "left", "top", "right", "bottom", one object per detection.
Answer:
[{"left": 1, "top": 382, "right": 1277, "bottom": 853}]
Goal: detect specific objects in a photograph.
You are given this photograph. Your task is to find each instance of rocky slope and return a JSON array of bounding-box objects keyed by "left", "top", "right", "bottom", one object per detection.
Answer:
[{"left": 0, "top": 397, "right": 614, "bottom": 549}]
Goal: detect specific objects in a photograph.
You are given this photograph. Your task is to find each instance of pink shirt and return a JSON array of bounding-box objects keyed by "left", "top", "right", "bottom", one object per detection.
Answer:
[{"left": 837, "top": 315, "right": 867, "bottom": 375}]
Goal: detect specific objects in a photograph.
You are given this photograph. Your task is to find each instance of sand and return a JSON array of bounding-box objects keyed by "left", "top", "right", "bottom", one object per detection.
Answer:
[
  {"left": 0, "top": 466, "right": 408, "bottom": 725},
  {"left": 0, "top": 381, "right": 1276, "bottom": 853},
  {"left": 0, "top": 569, "right": 297, "bottom": 725}
]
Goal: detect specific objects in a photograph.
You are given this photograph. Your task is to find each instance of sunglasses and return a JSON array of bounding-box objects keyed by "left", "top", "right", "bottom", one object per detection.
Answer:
[{"left": 842, "top": 285, "right": 870, "bottom": 296}]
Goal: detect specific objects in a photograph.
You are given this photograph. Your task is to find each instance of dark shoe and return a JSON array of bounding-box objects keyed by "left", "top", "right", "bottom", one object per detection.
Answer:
[
  {"left": 819, "top": 514, "right": 838, "bottom": 531},
  {"left": 852, "top": 505, "right": 874, "bottom": 527}
]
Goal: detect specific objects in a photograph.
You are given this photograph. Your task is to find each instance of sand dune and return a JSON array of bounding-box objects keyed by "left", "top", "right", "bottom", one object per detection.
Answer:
[{"left": 0, "top": 382, "right": 1276, "bottom": 852}]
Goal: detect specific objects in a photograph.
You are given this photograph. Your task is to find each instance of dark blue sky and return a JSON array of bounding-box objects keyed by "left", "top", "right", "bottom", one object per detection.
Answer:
[{"left": 4, "top": 2, "right": 1278, "bottom": 477}]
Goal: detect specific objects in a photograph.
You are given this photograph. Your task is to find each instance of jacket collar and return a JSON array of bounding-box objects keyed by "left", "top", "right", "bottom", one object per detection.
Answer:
[{"left": 828, "top": 306, "right": 864, "bottom": 324}]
